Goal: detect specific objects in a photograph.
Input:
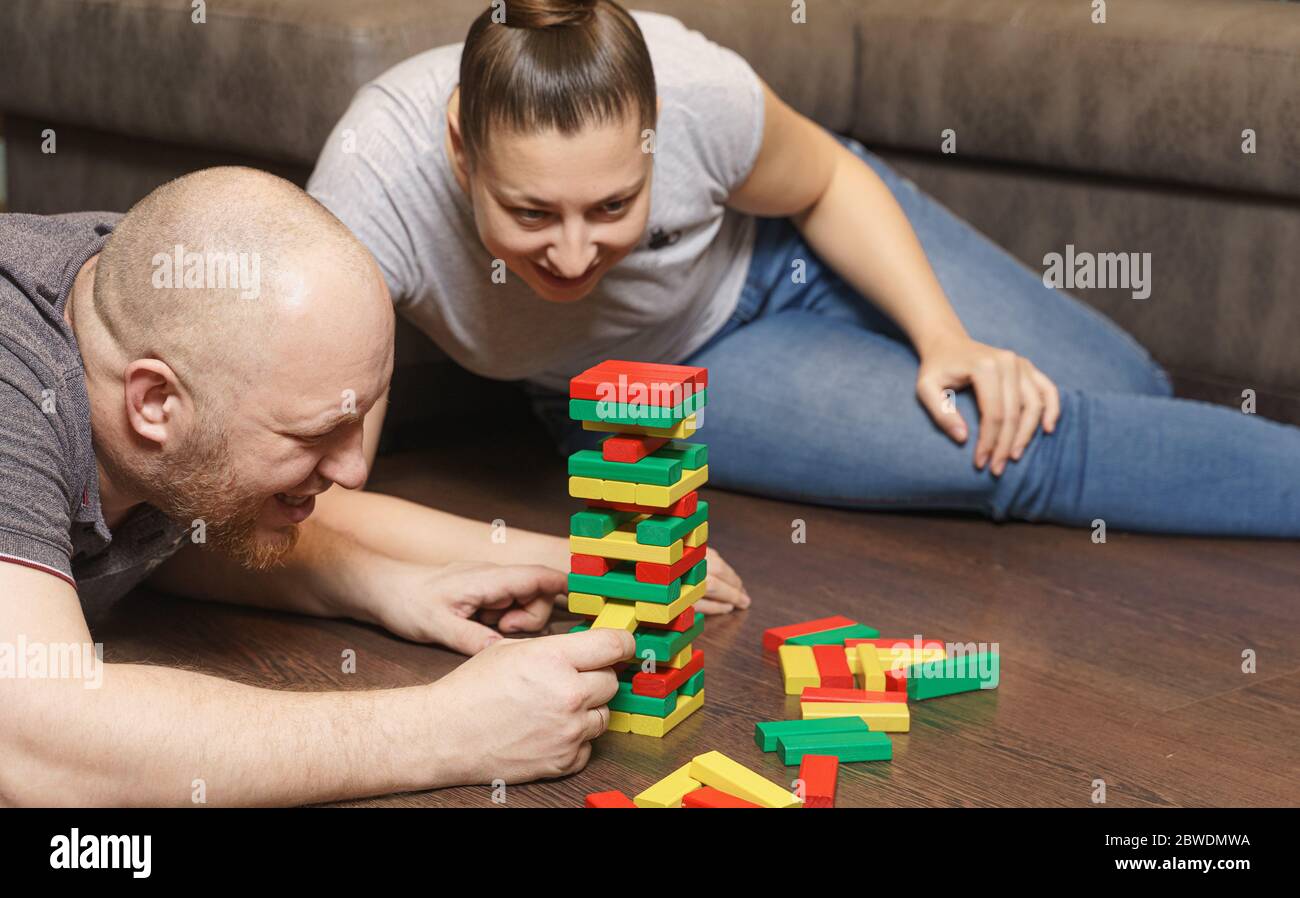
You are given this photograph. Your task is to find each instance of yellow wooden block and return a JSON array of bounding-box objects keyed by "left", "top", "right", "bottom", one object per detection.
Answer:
[
  {"left": 846, "top": 645, "right": 948, "bottom": 673},
  {"left": 684, "top": 521, "right": 708, "bottom": 548},
  {"left": 779, "top": 644, "right": 820, "bottom": 695},
  {"left": 570, "top": 530, "right": 683, "bottom": 565},
  {"left": 666, "top": 643, "right": 693, "bottom": 668},
  {"left": 601, "top": 479, "right": 638, "bottom": 503},
  {"left": 592, "top": 602, "right": 638, "bottom": 632},
  {"left": 689, "top": 750, "right": 800, "bottom": 809},
  {"left": 567, "top": 591, "right": 606, "bottom": 616},
  {"left": 628, "top": 689, "right": 705, "bottom": 738},
  {"left": 855, "top": 643, "right": 885, "bottom": 692},
  {"left": 568, "top": 475, "right": 604, "bottom": 500},
  {"left": 800, "top": 701, "right": 911, "bottom": 733},
  {"left": 633, "top": 761, "right": 700, "bottom": 807},
  {"left": 583, "top": 414, "right": 698, "bottom": 439},
  {"left": 636, "top": 579, "right": 705, "bottom": 624},
  {"left": 607, "top": 710, "right": 632, "bottom": 733},
  {"left": 635, "top": 464, "right": 709, "bottom": 508}
]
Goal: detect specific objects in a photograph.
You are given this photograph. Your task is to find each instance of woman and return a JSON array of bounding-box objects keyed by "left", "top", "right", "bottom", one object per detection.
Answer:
[{"left": 309, "top": 0, "right": 1300, "bottom": 538}]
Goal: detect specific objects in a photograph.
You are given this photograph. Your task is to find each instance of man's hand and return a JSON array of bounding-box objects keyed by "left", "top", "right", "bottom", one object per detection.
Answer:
[
  {"left": 425, "top": 628, "right": 633, "bottom": 784},
  {"left": 915, "top": 335, "right": 1062, "bottom": 477},
  {"left": 362, "top": 559, "right": 566, "bottom": 654}
]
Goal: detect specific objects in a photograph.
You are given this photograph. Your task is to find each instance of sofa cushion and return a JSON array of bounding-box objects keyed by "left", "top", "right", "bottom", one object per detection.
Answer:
[
  {"left": 854, "top": 0, "right": 1300, "bottom": 199},
  {"left": 0, "top": 0, "right": 858, "bottom": 166}
]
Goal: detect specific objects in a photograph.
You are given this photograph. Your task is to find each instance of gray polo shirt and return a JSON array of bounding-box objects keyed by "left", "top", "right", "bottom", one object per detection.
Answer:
[{"left": 0, "top": 212, "right": 187, "bottom": 617}]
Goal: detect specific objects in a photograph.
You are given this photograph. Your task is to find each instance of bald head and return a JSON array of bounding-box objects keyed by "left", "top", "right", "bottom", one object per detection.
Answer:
[{"left": 86, "top": 166, "right": 389, "bottom": 404}]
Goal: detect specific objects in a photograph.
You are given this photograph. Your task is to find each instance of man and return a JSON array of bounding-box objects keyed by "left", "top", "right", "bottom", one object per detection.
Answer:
[{"left": 0, "top": 167, "right": 648, "bottom": 806}]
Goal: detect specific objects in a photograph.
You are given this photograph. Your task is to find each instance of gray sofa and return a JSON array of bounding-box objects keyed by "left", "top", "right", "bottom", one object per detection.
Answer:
[{"left": 3, "top": 0, "right": 1297, "bottom": 422}]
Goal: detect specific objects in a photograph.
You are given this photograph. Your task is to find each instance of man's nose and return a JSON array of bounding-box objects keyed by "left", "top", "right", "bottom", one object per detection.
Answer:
[{"left": 318, "top": 427, "right": 368, "bottom": 491}]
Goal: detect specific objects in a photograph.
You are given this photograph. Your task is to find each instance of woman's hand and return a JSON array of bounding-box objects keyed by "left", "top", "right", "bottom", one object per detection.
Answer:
[
  {"left": 696, "top": 546, "right": 751, "bottom": 615},
  {"left": 915, "top": 335, "right": 1061, "bottom": 476}
]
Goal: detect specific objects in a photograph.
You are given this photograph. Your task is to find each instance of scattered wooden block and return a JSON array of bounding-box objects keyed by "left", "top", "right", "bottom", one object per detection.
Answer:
[
  {"left": 584, "top": 790, "right": 638, "bottom": 808},
  {"left": 797, "top": 755, "right": 839, "bottom": 808},
  {"left": 633, "top": 762, "right": 701, "bottom": 808},
  {"left": 801, "top": 701, "right": 911, "bottom": 733},
  {"left": 778, "top": 644, "right": 820, "bottom": 695},
  {"left": 754, "top": 717, "right": 872, "bottom": 752},
  {"left": 762, "top": 615, "right": 857, "bottom": 652},
  {"left": 682, "top": 786, "right": 761, "bottom": 808},
  {"left": 812, "top": 644, "right": 855, "bottom": 689},
  {"left": 688, "top": 750, "right": 800, "bottom": 808},
  {"left": 779, "top": 731, "right": 893, "bottom": 766}
]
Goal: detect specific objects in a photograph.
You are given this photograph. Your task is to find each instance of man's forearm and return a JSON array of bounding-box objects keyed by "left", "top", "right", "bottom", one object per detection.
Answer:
[
  {"left": 312, "top": 488, "right": 570, "bottom": 571},
  {"left": 2, "top": 663, "right": 448, "bottom": 806}
]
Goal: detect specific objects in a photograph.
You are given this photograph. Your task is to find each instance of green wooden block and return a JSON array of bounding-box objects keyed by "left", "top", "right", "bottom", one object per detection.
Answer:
[
  {"left": 571, "top": 612, "right": 704, "bottom": 662},
  {"left": 907, "top": 652, "right": 1000, "bottom": 700},
  {"left": 777, "top": 730, "right": 892, "bottom": 766},
  {"left": 785, "top": 623, "right": 881, "bottom": 646},
  {"left": 679, "top": 669, "right": 704, "bottom": 697},
  {"left": 682, "top": 559, "right": 707, "bottom": 586},
  {"left": 568, "top": 569, "right": 681, "bottom": 604},
  {"left": 654, "top": 440, "right": 708, "bottom": 470},
  {"left": 610, "top": 682, "right": 678, "bottom": 716},
  {"left": 568, "top": 389, "right": 708, "bottom": 426},
  {"left": 568, "top": 449, "right": 682, "bottom": 486},
  {"left": 569, "top": 508, "right": 637, "bottom": 539},
  {"left": 754, "top": 717, "right": 871, "bottom": 752},
  {"left": 635, "top": 500, "right": 709, "bottom": 547}
]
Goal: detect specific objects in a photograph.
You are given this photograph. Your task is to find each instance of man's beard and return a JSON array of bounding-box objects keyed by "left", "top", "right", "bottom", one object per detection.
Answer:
[{"left": 104, "top": 423, "right": 300, "bottom": 571}]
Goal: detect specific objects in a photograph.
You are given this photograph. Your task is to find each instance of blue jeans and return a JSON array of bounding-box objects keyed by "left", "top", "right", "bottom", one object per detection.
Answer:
[{"left": 529, "top": 140, "right": 1300, "bottom": 537}]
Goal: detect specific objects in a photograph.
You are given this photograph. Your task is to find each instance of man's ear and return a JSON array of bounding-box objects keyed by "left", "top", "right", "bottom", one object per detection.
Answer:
[{"left": 122, "top": 359, "right": 185, "bottom": 448}]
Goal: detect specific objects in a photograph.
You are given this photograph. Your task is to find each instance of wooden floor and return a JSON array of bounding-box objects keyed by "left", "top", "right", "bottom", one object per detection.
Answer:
[{"left": 95, "top": 411, "right": 1300, "bottom": 808}]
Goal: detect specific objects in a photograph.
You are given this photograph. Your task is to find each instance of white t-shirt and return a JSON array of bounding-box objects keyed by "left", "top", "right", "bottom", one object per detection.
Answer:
[{"left": 307, "top": 11, "right": 765, "bottom": 392}]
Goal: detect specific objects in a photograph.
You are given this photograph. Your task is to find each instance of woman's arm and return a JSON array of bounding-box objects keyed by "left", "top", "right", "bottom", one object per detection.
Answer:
[{"left": 727, "top": 84, "right": 1060, "bottom": 476}]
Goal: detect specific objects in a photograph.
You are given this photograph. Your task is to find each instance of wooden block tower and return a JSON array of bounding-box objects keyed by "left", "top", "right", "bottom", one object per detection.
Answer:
[{"left": 566, "top": 360, "right": 710, "bottom": 737}]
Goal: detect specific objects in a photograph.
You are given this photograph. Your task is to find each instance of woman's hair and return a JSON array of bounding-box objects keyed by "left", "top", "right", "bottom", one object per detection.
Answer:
[{"left": 458, "top": 0, "right": 657, "bottom": 166}]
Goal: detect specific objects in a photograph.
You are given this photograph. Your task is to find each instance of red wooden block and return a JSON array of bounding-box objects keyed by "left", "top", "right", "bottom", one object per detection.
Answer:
[
  {"left": 570, "top": 360, "right": 707, "bottom": 402},
  {"left": 763, "top": 615, "right": 857, "bottom": 652},
  {"left": 682, "top": 786, "right": 761, "bottom": 808},
  {"left": 798, "top": 755, "right": 838, "bottom": 809},
  {"left": 884, "top": 668, "right": 908, "bottom": 692},
  {"left": 812, "top": 644, "right": 855, "bottom": 688},
  {"left": 570, "top": 553, "right": 613, "bottom": 576},
  {"left": 801, "top": 686, "right": 903, "bottom": 704},
  {"left": 634, "top": 606, "right": 698, "bottom": 633},
  {"left": 631, "top": 649, "right": 704, "bottom": 698},
  {"left": 585, "top": 790, "right": 638, "bottom": 808},
  {"left": 587, "top": 491, "right": 699, "bottom": 518},
  {"left": 636, "top": 542, "right": 707, "bottom": 585},
  {"left": 602, "top": 434, "right": 670, "bottom": 463}
]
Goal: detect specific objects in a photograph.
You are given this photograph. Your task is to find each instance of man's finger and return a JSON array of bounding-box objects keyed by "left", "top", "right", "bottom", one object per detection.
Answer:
[
  {"left": 577, "top": 667, "right": 621, "bottom": 709},
  {"left": 497, "top": 595, "right": 554, "bottom": 634},
  {"left": 439, "top": 613, "right": 503, "bottom": 655},
  {"left": 1010, "top": 367, "right": 1043, "bottom": 462},
  {"left": 549, "top": 627, "right": 636, "bottom": 672}
]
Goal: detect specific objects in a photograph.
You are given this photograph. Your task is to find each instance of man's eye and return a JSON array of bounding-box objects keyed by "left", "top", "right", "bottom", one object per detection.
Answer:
[
  {"left": 514, "top": 208, "right": 547, "bottom": 223},
  {"left": 601, "top": 199, "right": 629, "bottom": 215}
]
